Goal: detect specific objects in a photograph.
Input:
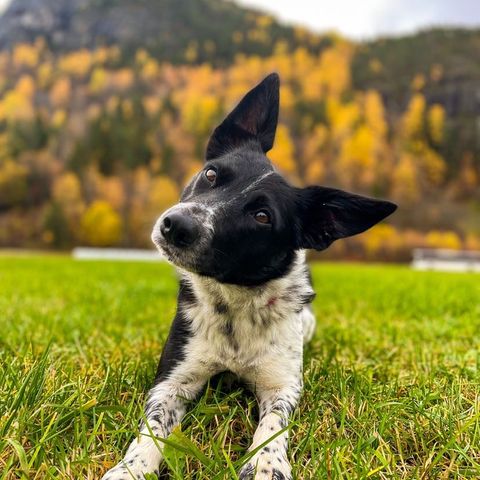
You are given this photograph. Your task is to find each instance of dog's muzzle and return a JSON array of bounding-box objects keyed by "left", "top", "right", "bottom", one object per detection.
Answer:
[
  {"left": 159, "top": 210, "right": 199, "bottom": 248},
  {"left": 151, "top": 203, "right": 214, "bottom": 265}
]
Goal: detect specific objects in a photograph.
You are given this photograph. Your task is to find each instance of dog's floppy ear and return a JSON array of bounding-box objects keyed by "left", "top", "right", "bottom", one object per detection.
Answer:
[
  {"left": 206, "top": 73, "right": 280, "bottom": 160},
  {"left": 296, "top": 186, "right": 397, "bottom": 250}
]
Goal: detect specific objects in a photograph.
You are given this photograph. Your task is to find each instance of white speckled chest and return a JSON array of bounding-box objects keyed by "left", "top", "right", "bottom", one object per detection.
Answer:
[{"left": 180, "top": 251, "right": 314, "bottom": 381}]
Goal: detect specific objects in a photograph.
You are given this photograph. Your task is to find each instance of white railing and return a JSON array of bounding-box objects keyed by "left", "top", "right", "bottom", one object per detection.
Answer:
[
  {"left": 412, "top": 248, "right": 480, "bottom": 272},
  {"left": 72, "top": 247, "right": 165, "bottom": 262}
]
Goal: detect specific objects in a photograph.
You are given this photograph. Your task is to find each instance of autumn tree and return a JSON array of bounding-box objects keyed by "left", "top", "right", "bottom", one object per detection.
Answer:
[{"left": 81, "top": 201, "right": 122, "bottom": 246}]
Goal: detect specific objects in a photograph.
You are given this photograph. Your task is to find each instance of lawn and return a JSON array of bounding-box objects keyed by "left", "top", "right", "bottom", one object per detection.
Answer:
[{"left": 0, "top": 256, "right": 479, "bottom": 479}]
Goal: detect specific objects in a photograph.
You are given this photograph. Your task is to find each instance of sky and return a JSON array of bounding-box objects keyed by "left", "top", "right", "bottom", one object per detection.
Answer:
[
  {"left": 237, "top": 0, "right": 480, "bottom": 39},
  {"left": 0, "top": 0, "right": 478, "bottom": 40}
]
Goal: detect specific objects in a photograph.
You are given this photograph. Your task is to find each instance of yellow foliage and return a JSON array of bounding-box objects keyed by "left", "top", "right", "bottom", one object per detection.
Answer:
[
  {"left": 93, "top": 47, "right": 110, "bottom": 65},
  {"left": 327, "top": 99, "right": 360, "bottom": 138},
  {"left": 143, "top": 96, "right": 162, "bottom": 116},
  {"left": 319, "top": 46, "right": 352, "bottom": 97},
  {"left": 87, "top": 103, "right": 101, "bottom": 121},
  {"left": 141, "top": 59, "right": 160, "bottom": 81},
  {"left": 303, "top": 124, "right": 328, "bottom": 160},
  {"left": 182, "top": 161, "right": 203, "bottom": 186},
  {"left": 52, "top": 109, "right": 67, "bottom": 128},
  {"left": 52, "top": 172, "right": 85, "bottom": 224},
  {"left": 425, "top": 230, "right": 462, "bottom": 250},
  {"left": 269, "top": 124, "right": 297, "bottom": 175},
  {"left": 85, "top": 167, "right": 126, "bottom": 210},
  {"left": 0, "top": 160, "right": 28, "bottom": 206},
  {"left": 305, "top": 160, "right": 325, "bottom": 184},
  {"left": 362, "top": 224, "right": 400, "bottom": 256},
  {"left": 53, "top": 172, "right": 83, "bottom": 204},
  {"left": 247, "top": 28, "right": 269, "bottom": 44},
  {"left": 100, "top": 177, "right": 126, "bottom": 210},
  {"left": 111, "top": 69, "right": 134, "bottom": 91},
  {"left": 421, "top": 147, "right": 446, "bottom": 186},
  {"left": 89, "top": 67, "right": 107, "bottom": 93},
  {"left": 12, "top": 43, "right": 38, "bottom": 69},
  {"left": 81, "top": 201, "right": 122, "bottom": 246},
  {"left": 465, "top": 233, "right": 480, "bottom": 251},
  {"left": 148, "top": 176, "right": 180, "bottom": 215},
  {"left": 402, "top": 94, "right": 425, "bottom": 139},
  {"left": 181, "top": 95, "right": 220, "bottom": 137},
  {"left": 392, "top": 153, "right": 419, "bottom": 203},
  {"left": 106, "top": 96, "right": 120, "bottom": 114},
  {"left": 338, "top": 124, "right": 376, "bottom": 188},
  {"left": 428, "top": 104, "right": 445, "bottom": 144},
  {"left": 457, "top": 154, "right": 479, "bottom": 192},
  {"left": 135, "top": 49, "right": 149, "bottom": 65},
  {"left": 0, "top": 88, "right": 34, "bottom": 122},
  {"left": 411, "top": 74, "right": 426, "bottom": 91},
  {"left": 58, "top": 49, "right": 92, "bottom": 77},
  {"left": 256, "top": 15, "right": 273, "bottom": 28},
  {"left": 50, "top": 77, "right": 72, "bottom": 107},
  {"left": 37, "top": 63, "right": 53, "bottom": 88},
  {"left": 16, "top": 75, "right": 35, "bottom": 98},
  {"left": 364, "top": 90, "right": 387, "bottom": 137},
  {"left": 280, "top": 85, "right": 295, "bottom": 111}
]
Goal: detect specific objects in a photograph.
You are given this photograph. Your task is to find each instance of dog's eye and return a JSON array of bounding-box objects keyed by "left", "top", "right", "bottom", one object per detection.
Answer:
[
  {"left": 205, "top": 168, "right": 217, "bottom": 183},
  {"left": 254, "top": 210, "right": 271, "bottom": 224}
]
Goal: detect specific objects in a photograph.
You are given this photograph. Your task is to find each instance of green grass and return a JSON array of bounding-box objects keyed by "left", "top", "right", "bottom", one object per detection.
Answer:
[{"left": 1, "top": 256, "right": 479, "bottom": 479}]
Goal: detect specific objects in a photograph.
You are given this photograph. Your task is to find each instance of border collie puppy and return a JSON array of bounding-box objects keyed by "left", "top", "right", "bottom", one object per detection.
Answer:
[{"left": 102, "top": 73, "right": 396, "bottom": 480}]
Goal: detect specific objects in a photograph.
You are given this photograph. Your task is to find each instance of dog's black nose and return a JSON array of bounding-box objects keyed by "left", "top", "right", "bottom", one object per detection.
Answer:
[{"left": 160, "top": 212, "right": 199, "bottom": 248}]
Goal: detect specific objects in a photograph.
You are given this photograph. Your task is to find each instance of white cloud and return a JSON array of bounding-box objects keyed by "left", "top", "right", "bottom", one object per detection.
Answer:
[{"left": 236, "top": 0, "right": 480, "bottom": 39}]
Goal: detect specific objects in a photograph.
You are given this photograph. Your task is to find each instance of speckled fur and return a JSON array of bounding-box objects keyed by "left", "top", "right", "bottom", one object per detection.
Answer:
[{"left": 102, "top": 252, "right": 315, "bottom": 480}]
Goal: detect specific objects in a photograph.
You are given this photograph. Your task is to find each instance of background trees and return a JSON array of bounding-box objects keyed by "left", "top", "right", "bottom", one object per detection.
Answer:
[{"left": 0, "top": 18, "right": 478, "bottom": 258}]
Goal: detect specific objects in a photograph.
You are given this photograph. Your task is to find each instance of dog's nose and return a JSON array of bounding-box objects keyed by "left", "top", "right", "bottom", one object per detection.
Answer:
[{"left": 160, "top": 212, "right": 199, "bottom": 248}]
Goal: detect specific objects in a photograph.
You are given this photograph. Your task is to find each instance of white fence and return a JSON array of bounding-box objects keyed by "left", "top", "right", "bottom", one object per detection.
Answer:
[
  {"left": 412, "top": 248, "right": 480, "bottom": 273},
  {"left": 72, "top": 247, "right": 165, "bottom": 262}
]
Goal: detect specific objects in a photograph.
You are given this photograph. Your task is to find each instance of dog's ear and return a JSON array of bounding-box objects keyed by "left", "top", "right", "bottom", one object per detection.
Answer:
[
  {"left": 206, "top": 73, "right": 280, "bottom": 160},
  {"left": 296, "top": 186, "right": 397, "bottom": 250}
]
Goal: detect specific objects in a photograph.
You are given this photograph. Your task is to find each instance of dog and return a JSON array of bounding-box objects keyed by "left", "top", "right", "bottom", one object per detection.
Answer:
[{"left": 102, "top": 73, "right": 397, "bottom": 480}]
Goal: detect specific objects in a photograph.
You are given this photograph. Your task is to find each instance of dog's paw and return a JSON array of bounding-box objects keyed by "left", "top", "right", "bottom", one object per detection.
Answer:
[
  {"left": 101, "top": 456, "right": 160, "bottom": 480},
  {"left": 238, "top": 450, "right": 292, "bottom": 480}
]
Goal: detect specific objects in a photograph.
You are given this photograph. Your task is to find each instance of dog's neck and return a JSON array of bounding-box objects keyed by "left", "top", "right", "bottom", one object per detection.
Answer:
[{"left": 180, "top": 250, "right": 313, "bottom": 313}]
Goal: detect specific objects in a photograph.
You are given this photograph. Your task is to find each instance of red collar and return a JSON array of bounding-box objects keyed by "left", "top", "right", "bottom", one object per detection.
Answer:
[{"left": 266, "top": 297, "right": 277, "bottom": 307}]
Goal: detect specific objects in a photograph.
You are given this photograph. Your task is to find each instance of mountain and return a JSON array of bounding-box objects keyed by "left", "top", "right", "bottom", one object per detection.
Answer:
[
  {"left": 352, "top": 28, "right": 480, "bottom": 166},
  {"left": 0, "top": 0, "right": 329, "bottom": 63}
]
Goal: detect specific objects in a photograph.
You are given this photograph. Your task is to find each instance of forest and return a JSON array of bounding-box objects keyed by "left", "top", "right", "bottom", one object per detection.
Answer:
[{"left": 0, "top": 3, "right": 479, "bottom": 259}]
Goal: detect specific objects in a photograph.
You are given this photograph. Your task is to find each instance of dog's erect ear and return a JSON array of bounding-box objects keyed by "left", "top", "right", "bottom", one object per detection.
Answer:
[
  {"left": 296, "top": 186, "right": 397, "bottom": 251},
  {"left": 206, "top": 73, "right": 280, "bottom": 160}
]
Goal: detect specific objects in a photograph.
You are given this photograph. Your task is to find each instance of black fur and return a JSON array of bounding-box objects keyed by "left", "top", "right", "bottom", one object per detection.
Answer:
[
  {"left": 154, "top": 280, "right": 194, "bottom": 381},
  {"left": 103, "top": 73, "right": 397, "bottom": 480}
]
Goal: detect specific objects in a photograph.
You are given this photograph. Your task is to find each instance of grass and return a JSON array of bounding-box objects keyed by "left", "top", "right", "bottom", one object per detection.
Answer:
[{"left": 0, "top": 256, "right": 479, "bottom": 479}]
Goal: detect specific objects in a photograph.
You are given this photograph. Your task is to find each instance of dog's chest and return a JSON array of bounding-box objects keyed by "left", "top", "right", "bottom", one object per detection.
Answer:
[
  {"left": 186, "top": 298, "right": 297, "bottom": 372},
  {"left": 181, "top": 254, "right": 312, "bottom": 376}
]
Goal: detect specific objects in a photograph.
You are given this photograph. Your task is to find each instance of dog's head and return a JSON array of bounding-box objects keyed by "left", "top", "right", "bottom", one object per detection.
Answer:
[{"left": 152, "top": 73, "right": 397, "bottom": 285}]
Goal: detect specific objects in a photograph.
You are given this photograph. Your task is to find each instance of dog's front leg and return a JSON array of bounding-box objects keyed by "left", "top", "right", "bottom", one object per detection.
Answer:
[
  {"left": 102, "top": 377, "right": 204, "bottom": 480},
  {"left": 239, "top": 380, "right": 302, "bottom": 480}
]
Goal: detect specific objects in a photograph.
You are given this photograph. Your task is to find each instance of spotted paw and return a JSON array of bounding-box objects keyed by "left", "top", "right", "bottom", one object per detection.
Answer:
[
  {"left": 101, "top": 456, "right": 160, "bottom": 480},
  {"left": 238, "top": 451, "right": 292, "bottom": 480}
]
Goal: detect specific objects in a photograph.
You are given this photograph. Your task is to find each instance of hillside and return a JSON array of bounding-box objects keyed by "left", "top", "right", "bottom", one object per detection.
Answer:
[
  {"left": 1, "top": 0, "right": 479, "bottom": 168},
  {"left": 0, "top": 0, "right": 329, "bottom": 63},
  {"left": 352, "top": 28, "right": 480, "bottom": 167}
]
